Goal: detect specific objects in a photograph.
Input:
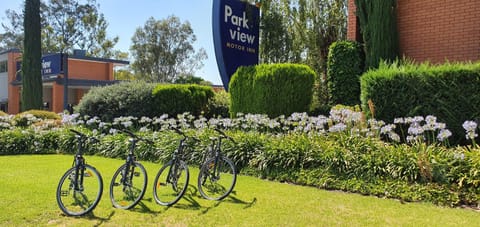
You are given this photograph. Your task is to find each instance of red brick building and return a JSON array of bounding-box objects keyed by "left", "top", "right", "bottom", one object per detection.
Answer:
[
  {"left": 347, "top": 0, "right": 480, "bottom": 63},
  {"left": 0, "top": 49, "right": 128, "bottom": 114}
]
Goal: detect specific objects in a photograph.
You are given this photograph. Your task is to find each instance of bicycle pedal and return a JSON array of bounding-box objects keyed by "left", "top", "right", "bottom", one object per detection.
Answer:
[
  {"left": 134, "top": 172, "right": 140, "bottom": 177},
  {"left": 113, "top": 183, "right": 121, "bottom": 186},
  {"left": 60, "top": 190, "right": 69, "bottom": 196}
]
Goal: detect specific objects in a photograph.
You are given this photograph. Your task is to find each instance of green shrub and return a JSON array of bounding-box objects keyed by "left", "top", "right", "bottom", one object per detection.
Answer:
[
  {"left": 0, "top": 128, "right": 64, "bottom": 155},
  {"left": 16, "top": 109, "right": 60, "bottom": 120},
  {"left": 229, "top": 63, "right": 315, "bottom": 118},
  {"left": 327, "top": 41, "right": 364, "bottom": 106},
  {"left": 12, "top": 110, "right": 60, "bottom": 127},
  {"left": 205, "top": 90, "right": 230, "bottom": 118},
  {"left": 360, "top": 61, "right": 480, "bottom": 144},
  {"left": 151, "top": 84, "right": 214, "bottom": 117},
  {"left": 75, "top": 81, "right": 158, "bottom": 121}
]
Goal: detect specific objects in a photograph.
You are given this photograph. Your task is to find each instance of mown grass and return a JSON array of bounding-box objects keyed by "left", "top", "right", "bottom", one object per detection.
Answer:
[{"left": 0, "top": 155, "right": 478, "bottom": 226}]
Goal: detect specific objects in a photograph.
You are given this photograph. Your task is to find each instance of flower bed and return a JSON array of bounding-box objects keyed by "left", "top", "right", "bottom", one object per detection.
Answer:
[{"left": 0, "top": 109, "right": 479, "bottom": 207}]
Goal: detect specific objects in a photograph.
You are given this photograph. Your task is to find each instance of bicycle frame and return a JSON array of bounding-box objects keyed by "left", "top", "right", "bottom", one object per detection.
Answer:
[
  {"left": 121, "top": 138, "right": 138, "bottom": 187},
  {"left": 72, "top": 135, "right": 87, "bottom": 192},
  {"left": 204, "top": 137, "right": 223, "bottom": 179},
  {"left": 166, "top": 137, "right": 187, "bottom": 186}
]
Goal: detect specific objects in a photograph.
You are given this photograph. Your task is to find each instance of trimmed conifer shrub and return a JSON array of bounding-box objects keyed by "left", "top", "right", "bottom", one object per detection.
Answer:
[
  {"left": 327, "top": 41, "right": 364, "bottom": 106},
  {"left": 229, "top": 63, "right": 315, "bottom": 118}
]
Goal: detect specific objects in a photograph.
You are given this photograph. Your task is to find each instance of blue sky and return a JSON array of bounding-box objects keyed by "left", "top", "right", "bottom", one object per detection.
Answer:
[{"left": 0, "top": 0, "right": 222, "bottom": 85}]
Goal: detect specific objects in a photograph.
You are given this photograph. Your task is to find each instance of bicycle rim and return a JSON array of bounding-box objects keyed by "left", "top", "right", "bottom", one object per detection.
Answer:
[
  {"left": 198, "top": 156, "right": 236, "bottom": 200},
  {"left": 110, "top": 162, "right": 147, "bottom": 209},
  {"left": 56, "top": 164, "right": 103, "bottom": 216},
  {"left": 153, "top": 160, "right": 189, "bottom": 206}
]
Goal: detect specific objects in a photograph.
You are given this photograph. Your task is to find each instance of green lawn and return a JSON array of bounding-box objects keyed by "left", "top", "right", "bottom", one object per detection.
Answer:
[{"left": 0, "top": 155, "right": 478, "bottom": 226}]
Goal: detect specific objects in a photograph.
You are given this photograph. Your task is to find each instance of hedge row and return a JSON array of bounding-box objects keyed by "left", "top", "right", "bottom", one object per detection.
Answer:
[
  {"left": 75, "top": 82, "right": 217, "bottom": 121},
  {"left": 361, "top": 62, "right": 480, "bottom": 145},
  {"left": 1, "top": 127, "right": 479, "bottom": 207},
  {"left": 152, "top": 84, "right": 214, "bottom": 117},
  {"left": 229, "top": 63, "right": 315, "bottom": 118}
]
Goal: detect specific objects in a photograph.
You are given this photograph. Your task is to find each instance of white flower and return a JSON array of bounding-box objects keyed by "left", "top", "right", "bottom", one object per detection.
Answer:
[
  {"left": 329, "top": 123, "right": 347, "bottom": 133},
  {"left": 463, "top": 120, "right": 478, "bottom": 140},
  {"left": 436, "top": 129, "right": 452, "bottom": 142},
  {"left": 394, "top": 117, "right": 404, "bottom": 124},
  {"left": 408, "top": 123, "right": 424, "bottom": 135},
  {"left": 388, "top": 132, "right": 401, "bottom": 142},
  {"left": 380, "top": 124, "right": 396, "bottom": 135},
  {"left": 462, "top": 121, "right": 477, "bottom": 131},
  {"left": 121, "top": 121, "right": 133, "bottom": 128}
]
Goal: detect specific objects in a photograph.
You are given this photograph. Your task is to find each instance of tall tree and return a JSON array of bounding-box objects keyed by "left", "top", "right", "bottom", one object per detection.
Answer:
[
  {"left": 355, "top": 0, "right": 399, "bottom": 69},
  {"left": 1, "top": 0, "right": 123, "bottom": 58},
  {"left": 0, "top": 8, "right": 26, "bottom": 51},
  {"left": 130, "top": 16, "right": 207, "bottom": 83},
  {"left": 22, "top": 0, "right": 43, "bottom": 111},
  {"left": 259, "top": 0, "right": 348, "bottom": 107},
  {"left": 259, "top": 0, "right": 296, "bottom": 63},
  {"left": 259, "top": 0, "right": 347, "bottom": 74}
]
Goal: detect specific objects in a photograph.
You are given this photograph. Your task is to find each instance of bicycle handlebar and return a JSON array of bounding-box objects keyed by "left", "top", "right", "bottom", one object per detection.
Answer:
[
  {"left": 214, "top": 128, "right": 235, "bottom": 143},
  {"left": 171, "top": 127, "right": 200, "bottom": 143},
  {"left": 120, "top": 129, "right": 154, "bottom": 145},
  {"left": 70, "top": 129, "right": 99, "bottom": 143}
]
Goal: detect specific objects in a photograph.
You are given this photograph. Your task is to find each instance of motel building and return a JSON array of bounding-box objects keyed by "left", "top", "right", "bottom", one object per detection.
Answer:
[{"left": 0, "top": 49, "right": 128, "bottom": 114}]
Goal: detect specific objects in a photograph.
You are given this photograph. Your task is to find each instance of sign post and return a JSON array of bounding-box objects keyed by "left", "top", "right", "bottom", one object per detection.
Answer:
[{"left": 212, "top": 0, "right": 260, "bottom": 90}]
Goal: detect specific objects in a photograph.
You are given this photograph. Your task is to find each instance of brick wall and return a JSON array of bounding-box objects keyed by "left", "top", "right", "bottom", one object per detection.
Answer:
[{"left": 347, "top": 0, "right": 480, "bottom": 63}]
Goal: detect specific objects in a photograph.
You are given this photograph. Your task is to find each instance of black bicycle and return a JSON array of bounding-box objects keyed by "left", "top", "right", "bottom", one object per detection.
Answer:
[
  {"left": 109, "top": 129, "right": 150, "bottom": 209},
  {"left": 56, "top": 129, "right": 103, "bottom": 216},
  {"left": 198, "top": 128, "right": 237, "bottom": 201},
  {"left": 153, "top": 127, "right": 197, "bottom": 206}
]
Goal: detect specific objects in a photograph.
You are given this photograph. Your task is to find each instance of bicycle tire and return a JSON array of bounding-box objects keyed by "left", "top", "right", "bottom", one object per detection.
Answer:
[
  {"left": 109, "top": 162, "right": 147, "bottom": 209},
  {"left": 153, "top": 160, "right": 189, "bottom": 206},
  {"left": 198, "top": 156, "right": 236, "bottom": 200},
  {"left": 56, "top": 164, "right": 103, "bottom": 216}
]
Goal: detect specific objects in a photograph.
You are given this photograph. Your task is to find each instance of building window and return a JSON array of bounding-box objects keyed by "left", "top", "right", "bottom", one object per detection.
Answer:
[{"left": 0, "top": 61, "right": 7, "bottom": 73}]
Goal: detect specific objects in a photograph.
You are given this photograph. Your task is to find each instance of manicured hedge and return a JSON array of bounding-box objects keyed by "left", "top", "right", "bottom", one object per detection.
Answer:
[
  {"left": 151, "top": 84, "right": 214, "bottom": 117},
  {"left": 229, "top": 63, "right": 315, "bottom": 117},
  {"left": 360, "top": 62, "right": 480, "bottom": 144},
  {"left": 76, "top": 82, "right": 215, "bottom": 120},
  {"left": 327, "top": 41, "right": 364, "bottom": 106},
  {"left": 76, "top": 81, "right": 157, "bottom": 121}
]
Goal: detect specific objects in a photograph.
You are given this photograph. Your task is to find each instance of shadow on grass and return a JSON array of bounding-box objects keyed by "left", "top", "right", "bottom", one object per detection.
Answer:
[
  {"left": 132, "top": 198, "right": 160, "bottom": 214},
  {"left": 115, "top": 185, "right": 257, "bottom": 215},
  {"left": 66, "top": 210, "right": 115, "bottom": 226},
  {"left": 198, "top": 190, "right": 257, "bottom": 215}
]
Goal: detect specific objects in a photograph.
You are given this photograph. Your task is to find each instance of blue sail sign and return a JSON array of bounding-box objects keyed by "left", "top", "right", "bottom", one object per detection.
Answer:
[{"left": 213, "top": 0, "right": 260, "bottom": 90}]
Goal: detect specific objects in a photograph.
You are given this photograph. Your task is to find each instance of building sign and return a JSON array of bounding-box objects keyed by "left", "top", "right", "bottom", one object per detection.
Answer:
[
  {"left": 41, "top": 53, "right": 62, "bottom": 76},
  {"left": 16, "top": 53, "right": 63, "bottom": 78},
  {"left": 213, "top": 0, "right": 260, "bottom": 90}
]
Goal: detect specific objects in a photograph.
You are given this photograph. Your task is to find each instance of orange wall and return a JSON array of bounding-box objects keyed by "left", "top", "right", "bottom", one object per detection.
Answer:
[
  {"left": 347, "top": 0, "right": 480, "bottom": 63},
  {"left": 68, "top": 59, "right": 114, "bottom": 80}
]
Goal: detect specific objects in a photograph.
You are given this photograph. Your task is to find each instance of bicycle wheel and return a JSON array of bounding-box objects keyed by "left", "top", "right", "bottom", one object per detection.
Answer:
[
  {"left": 153, "top": 160, "right": 189, "bottom": 206},
  {"left": 56, "top": 164, "right": 103, "bottom": 216},
  {"left": 109, "top": 162, "right": 147, "bottom": 209},
  {"left": 198, "top": 156, "right": 236, "bottom": 200}
]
